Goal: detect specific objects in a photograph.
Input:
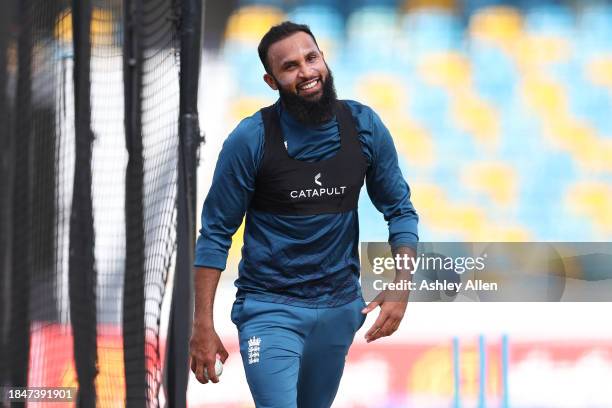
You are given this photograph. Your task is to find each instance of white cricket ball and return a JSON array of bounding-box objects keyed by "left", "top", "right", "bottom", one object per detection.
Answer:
[{"left": 204, "top": 359, "right": 223, "bottom": 380}]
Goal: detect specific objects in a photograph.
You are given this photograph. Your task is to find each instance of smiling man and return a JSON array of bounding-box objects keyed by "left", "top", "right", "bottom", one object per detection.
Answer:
[{"left": 189, "top": 22, "right": 419, "bottom": 408}]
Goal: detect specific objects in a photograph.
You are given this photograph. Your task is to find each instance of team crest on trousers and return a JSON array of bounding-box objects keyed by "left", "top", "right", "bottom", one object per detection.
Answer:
[{"left": 248, "top": 336, "right": 261, "bottom": 365}]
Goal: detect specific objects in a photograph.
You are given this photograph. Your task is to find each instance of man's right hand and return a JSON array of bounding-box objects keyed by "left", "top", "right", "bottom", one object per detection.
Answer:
[{"left": 189, "top": 324, "right": 229, "bottom": 384}]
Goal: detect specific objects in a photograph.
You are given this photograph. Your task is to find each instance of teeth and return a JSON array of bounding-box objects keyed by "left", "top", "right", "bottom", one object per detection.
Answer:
[{"left": 300, "top": 79, "right": 318, "bottom": 90}]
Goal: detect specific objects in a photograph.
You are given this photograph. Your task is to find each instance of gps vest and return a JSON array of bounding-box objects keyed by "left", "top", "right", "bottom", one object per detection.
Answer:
[{"left": 250, "top": 101, "right": 368, "bottom": 216}]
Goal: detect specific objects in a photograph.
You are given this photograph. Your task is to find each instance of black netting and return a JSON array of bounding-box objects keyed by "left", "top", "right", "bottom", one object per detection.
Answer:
[{"left": 0, "top": 0, "right": 197, "bottom": 405}]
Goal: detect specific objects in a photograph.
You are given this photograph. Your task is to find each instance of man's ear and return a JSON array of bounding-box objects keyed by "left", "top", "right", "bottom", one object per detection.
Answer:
[{"left": 263, "top": 73, "right": 278, "bottom": 90}]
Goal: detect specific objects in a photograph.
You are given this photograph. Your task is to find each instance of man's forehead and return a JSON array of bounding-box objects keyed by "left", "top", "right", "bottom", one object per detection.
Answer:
[{"left": 267, "top": 32, "right": 318, "bottom": 65}]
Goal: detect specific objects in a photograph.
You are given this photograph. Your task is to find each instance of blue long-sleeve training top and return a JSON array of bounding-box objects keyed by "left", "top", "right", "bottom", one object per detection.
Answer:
[{"left": 195, "top": 99, "right": 418, "bottom": 307}]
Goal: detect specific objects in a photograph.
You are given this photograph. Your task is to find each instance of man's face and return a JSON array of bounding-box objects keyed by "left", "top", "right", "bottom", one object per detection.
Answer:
[
  {"left": 263, "top": 31, "right": 337, "bottom": 125},
  {"left": 264, "top": 31, "right": 328, "bottom": 102}
]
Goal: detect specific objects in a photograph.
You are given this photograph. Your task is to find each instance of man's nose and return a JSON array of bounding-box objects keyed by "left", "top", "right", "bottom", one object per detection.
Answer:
[{"left": 297, "top": 62, "right": 313, "bottom": 79}]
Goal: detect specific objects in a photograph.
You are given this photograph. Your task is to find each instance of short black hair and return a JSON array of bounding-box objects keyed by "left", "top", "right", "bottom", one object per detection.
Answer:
[{"left": 257, "top": 21, "right": 319, "bottom": 75}]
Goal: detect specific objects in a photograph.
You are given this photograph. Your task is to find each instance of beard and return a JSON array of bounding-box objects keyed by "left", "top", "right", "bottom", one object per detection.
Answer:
[{"left": 277, "top": 69, "right": 338, "bottom": 126}]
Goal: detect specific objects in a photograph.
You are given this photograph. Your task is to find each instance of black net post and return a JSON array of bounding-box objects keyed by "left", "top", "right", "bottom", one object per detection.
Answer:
[
  {"left": 8, "top": 0, "right": 35, "bottom": 394},
  {"left": 0, "top": 0, "right": 12, "bottom": 387},
  {"left": 122, "top": 0, "right": 147, "bottom": 405},
  {"left": 166, "top": 0, "right": 204, "bottom": 406},
  {"left": 0, "top": 0, "right": 18, "bottom": 390},
  {"left": 70, "top": 0, "right": 98, "bottom": 405}
]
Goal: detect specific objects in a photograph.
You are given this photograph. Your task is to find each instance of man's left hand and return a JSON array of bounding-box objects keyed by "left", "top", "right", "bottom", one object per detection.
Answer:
[{"left": 361, "top": 289, "right": 408, "bottom": 343}]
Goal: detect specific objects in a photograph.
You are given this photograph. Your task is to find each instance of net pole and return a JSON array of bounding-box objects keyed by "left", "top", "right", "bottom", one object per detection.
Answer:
[
  {"left": 8, "top": 0, "right": 34, "bottom": 392},
  {"left": 122, "top": 0, "right": 146, "bottom": 404},
  {"left": 166, "top": 0, "right": 203, "bottom": 405},
  {"left": 69, "top": 0, "right": 98, "bottom": 405},
  {"left": 0, "top": 0, "right": 14, "bottom": 387}
]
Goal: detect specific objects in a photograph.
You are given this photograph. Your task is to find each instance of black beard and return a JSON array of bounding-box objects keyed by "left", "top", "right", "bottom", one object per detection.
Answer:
[{"left": 277, "top": 70, "right": 338, "bottom": 126}]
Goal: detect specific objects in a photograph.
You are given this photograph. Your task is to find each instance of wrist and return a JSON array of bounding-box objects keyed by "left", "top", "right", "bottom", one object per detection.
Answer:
[
  {"left": 193, "top": 316, "right": 215, "bottom": 330},
  {"left": 394, "top": 270, "right": 412, "bottom": 282}
]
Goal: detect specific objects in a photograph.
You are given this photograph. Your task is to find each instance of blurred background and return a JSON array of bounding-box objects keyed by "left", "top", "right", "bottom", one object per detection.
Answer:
[{"left": 194, "top": 0, "right": 612, "bottom": 407}]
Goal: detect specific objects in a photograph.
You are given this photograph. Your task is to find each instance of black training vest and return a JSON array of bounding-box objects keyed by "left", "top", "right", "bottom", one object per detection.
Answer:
[{"left": 249, "top": 101, "right": 368, "bottom": 216}]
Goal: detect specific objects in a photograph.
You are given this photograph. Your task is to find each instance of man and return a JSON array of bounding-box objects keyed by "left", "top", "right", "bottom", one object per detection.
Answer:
[{"left": 190, "top": 21, "right": 418, "bottom": 408}]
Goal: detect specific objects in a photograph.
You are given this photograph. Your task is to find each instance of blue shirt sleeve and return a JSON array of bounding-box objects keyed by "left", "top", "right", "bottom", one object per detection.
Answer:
[
  {"left": 194, "top": 112, "right": 264, "bottom": 270},
  {"left": 345, "top": 101, "right": 419, "bottom": 249}
]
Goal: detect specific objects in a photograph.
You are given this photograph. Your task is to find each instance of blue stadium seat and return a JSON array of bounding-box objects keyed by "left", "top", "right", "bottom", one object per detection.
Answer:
[
  {"left": 566, "top": 79, "right": 612, "bottom": 137},
  {"left": 400, "top": 9, "right": 463, "bottom": 55},
  {"left": 577, "top": 4, "right": 612, "bottom": 56},
  {"left": 291, "top": 0, "right": 341, "bottom": 6},
  {"left": 345, "top": 5, "right": 399, "bottom": 70},
  {"left": 238, "top": 0, "right": 285, "bottom": 8},
  {"left": 524, "top": 3, "right": 574, "bottom": 37},
  {"left": 288, "top": 5, "right": 344, "bottom": 63},
  {"left": 498, "top": 105, "right": 545, "bottom": 161},
  {"left": 516, "top": 151, "right": 577, "bottom": 238},
  {"left": 223, "top": 43, "right": 273, "bottom": 97},
  {"left": 288, "top": 5, "right": 343, "bottom": 39},
  {"left": 470, "top": 42, "right": 518, "bottom": 106},
  {"left": 349, "top": 0, "right": 398, "bottom": 10},
  {"left": 462, "top": 0, "right": 521, "bottom": 18},
  {"left": 406, "top": 80, "right": 450, "bottom": 125}
]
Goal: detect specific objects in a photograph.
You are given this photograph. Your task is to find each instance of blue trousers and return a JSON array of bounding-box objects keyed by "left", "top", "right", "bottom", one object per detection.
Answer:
[{"left": 231, "top": 296, "right": 366, "bottom": 408}]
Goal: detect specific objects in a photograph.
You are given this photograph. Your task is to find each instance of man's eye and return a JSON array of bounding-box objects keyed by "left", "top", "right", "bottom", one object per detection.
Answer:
[{"left": 307, "top": 54, "right": 317, "bottom": 61}]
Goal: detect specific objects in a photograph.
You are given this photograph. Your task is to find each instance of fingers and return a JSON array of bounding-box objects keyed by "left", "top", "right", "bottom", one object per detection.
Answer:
[
  {"left": 361, "top": 300, "right": 379, "bottom": 314},
  {"left": 376, "top": 318, "right": 399, "bottom": 341},
  {"left": 205, "top": 359, "right": 219, "bottom": 383},
  {"left": 190, "top": 356, "right": 197, "bottom": 374},
  {"left": 219, "top": 347, "right": 229, "bottom": 364},
  {"left": 364, "top": 311, "right": 386, "bottom": 341},
  {"left": 189, "top": 329, "right": 228, "bottom": 385},
  {"left": 362, "top": 293, "right": 384, "bottom": 314},
  {"left": 192, "top": 357, "right": 209, "bottom": 384},
  {"left": 364, "top": 307, "right": 404, "bottom": 343}
]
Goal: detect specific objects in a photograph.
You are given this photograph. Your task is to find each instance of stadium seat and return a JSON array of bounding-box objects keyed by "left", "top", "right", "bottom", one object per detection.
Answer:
[
  {"left": 345, "top": 5, "right": 399, "bottom": 70},
  {"left": 400, "top": 8, "right": 462, "bottom": 56},
  {"left": 418, "top": 52, "right": 470, "bottom": 88},
  {"left": 585, "top": 55, "right": 612, "bottom": 90},
  {"left": 237, "top": 0, "right": 284, "bottom": 9},
  {"left": 566, "top": 182, "right": 612, "bottom": 235},
  {"left": 521, "top": 75, "right": 566, "bottom": 117},
  {"left": 468, "top": 5, "right": 523, "bottom": 49},
  {"left": 524, "top": 3, "right": 574, "bottom": 37},
  {"left": 402, "top": 0, "right": 457, "bottom": 12},
  {"left": 230, "top": 96, "right": 275, "bottom": 123},
  {"left": 225, "top": 6, "right": 285, "bottom": 43},
  {"left": 223, "top": 5, "right": 285, "bottom": 96},
  {"left": 566, "top": 78, "right": 612, "bottom": 137},
  {"left": 461, "top": 161, "right": 517, "bottom": 207},
  {"left": 354, "top": 73, "right": 408, "bottom": 112},
  {"left": 470, "top": 42, "right": 518, "bottom": 106},
  {"left": 450, "top": 90, "right": 501, "bottom": 148},
  {"left": 518, "top": 3, "right": 575, "bottom": 67},
  {"left": 577, "top": 4, "right": 612, "bottom": 57},
  {"left": 406, "top": 80, "right": 450, "bottom": 128},
  {"left": 388, "top": 116, "right": 436, "bottom": 169},
  {"left": 288, "top": 4, "right": 344, "bottom": 61}
]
